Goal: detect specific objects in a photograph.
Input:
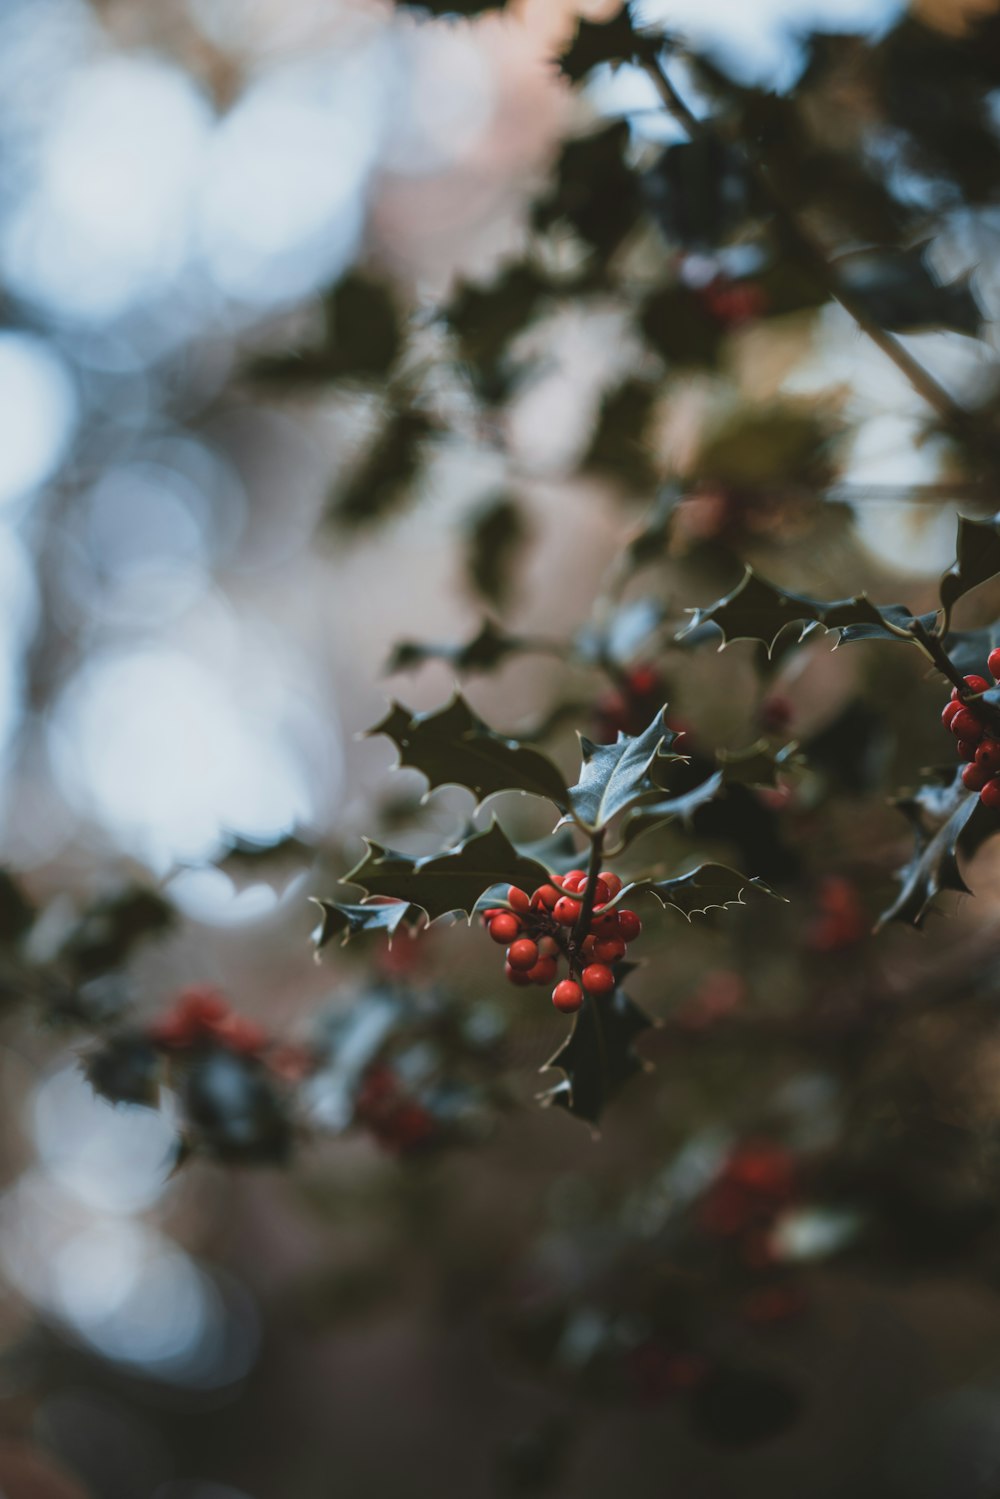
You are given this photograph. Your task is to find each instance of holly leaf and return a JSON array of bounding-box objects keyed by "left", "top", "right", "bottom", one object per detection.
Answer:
[
  {"left": 539, "top": 984, "right": 653, "bottom": 1124},
  {"left": 615, "top": 770, "right": 725, "bottom": 850},
  {"left": 574, "top": 597, "right": 665, "bottom": 668},
  {"left": 679, "top": 568, "right": 914, "bottom": 654},
  {"left": 59, "top": 887, "right": 173, "bottom": 981},
  {"left": 716, "top": 740, "right": 801, "bottom": 789},
  {"left": 394, "top": 0, "right": 506, "bottom": 13},
  {"left": 566, "top": 709, "right": 682, "bottom": 832},
  {"left": 446, "top": 262, "right": 551, "bottom": 401},
  {"left": 940, "top": 513, "right": 1000, "bottom": 625},
  {"left": 83, "top": 1032, "right": 161, "bottom": 1109},
  {"left": 342, "top": 820, "right": 552, "bottom": 921},
  {"left": 515, "top": 826, "right": 583, "bottom": 876},
  {"left": 644, "top": 136, "right": 758, "bottom": 250},
  {"left": 368, "top": 695, "right": 571, "bottom": 811},
  {"left": 640, "top": 283, "right": 726, "bottom": 369},
  {"left": 311, "top": 898, "right": 424, "bottom": 951},
  {"left": 328, "top": 408, "right": 435, "bottom": 529},
  {"left": 249, "top": 272, "right": 402, "bottom": 387},
  {"left": 386, "top": 619, "right": 538, "bottom": 676},
  {"left": 636, "top": 862, "right": 783, "bottom": 919},
  {"left": 837, "top": 246, "right": 981, "bottom": 336},
  {"left": 580, "top": 378, "right": 661, "bottom": 492},
  {"left": 556, "top": 5, "right": 664, "bottom": 83},
  {"left": 879, "top": 770, "right": 1000, "bottom": 928},
  {"left": 534, "top": 122, "right": 642, "bottom": 264},
  {"left": 463, "top": 493, "right": 530, "bottom": 608}
]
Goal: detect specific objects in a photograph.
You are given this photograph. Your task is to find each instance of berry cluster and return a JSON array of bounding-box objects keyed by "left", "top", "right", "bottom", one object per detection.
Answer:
[
  {"left": 148, "top": 985, "right": 269, "bottom": 1057},
  {"left": 354, "top": 1061, "right": 436, "bottom": 1155},
  {"left": 482, "top": 871, "right": 641, "bottom": 1014},
  {"left": 943, "top": 655, "right": 1000, "bottom": 808}
]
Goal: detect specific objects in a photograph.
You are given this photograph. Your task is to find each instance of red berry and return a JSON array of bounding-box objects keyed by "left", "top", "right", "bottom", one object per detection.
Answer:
[
  {"left": 581, "top": 963, "right": 615, "bottom": 995},
  {"left": 951, "top": 709, "right": 982, "bottom": 741},
  {"left": 505, "top": 962, "right": 532, "bottom": 987},
  {"left": 211, "top": 1012, "right": 268, "bottom": 1055},
  {"left": 527, "top": 955, "right": 558, "bottom": 984},
  {"left": 958, "top": 739, "right": 981, "bottom": 761},
  {"left": 530, "top": 885, "right": 561, "bottom": 911},
  {"left": 977, "top": 739, "right": 1000, "bottom": 773},
  {"left": 553, "top": 896, "right": 580, "bottom": 926},
  {"left": 942, "top": 701, "right": 962, "bottom": 729},
  {"left": 964, "top": 675, "right": 991, "bottom": 696},
  {"left": 981, "top": 777, "right": 1000, "bottom": 809},
  {"left": 536, "top": 936, "right": 559, "bottom": 957},
  {"left": 989, "top": 648, "right": 1000, "bottom": 680},
  {"left": 488, "top": 913, "right": 520, "bottom": 944},
  {"left": 552, "top": 980, "right": 583, "bottom": 1013},
  {"left": 593, "top": 936, "right": 626, "bottom": 964},
  {"left": 627, "top": 664, "right": 662, "bottom": 697},
  {"left": 507, "top": 886, "right": 530, "bottom": 914},
  {"left": 581, "top": 934, "right": 598, "bottom": 958},
  {"left": 617, "top": 910, "right": 642, "bottom": 942},
  {"left": 963, "top": 762, "right": 990, "bottom": 792},
  {"left": 599, "top": 871, "right": 623, "bottom": 898},
  {"left": 589, "top": 908, "right": 620, "bottom": 937},
  {"left": 507, "top": 938, "right": 539, "bottom": 971},
  {"left": 590, "top": 878, "right": 611, "bottom": 906},
  {"left": 177, "top": 986, "right": 229, "bottom": 1027}
]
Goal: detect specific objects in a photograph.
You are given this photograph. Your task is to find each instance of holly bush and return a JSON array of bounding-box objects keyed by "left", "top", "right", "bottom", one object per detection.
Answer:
[{"left": 10, "top": 0, "right": 1000, "bottom": 1493}]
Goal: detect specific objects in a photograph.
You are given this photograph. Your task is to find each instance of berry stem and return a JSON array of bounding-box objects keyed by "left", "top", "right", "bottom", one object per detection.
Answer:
[
  {"left": 571, "top": 829, "right": 606, "bottom": 949},
  {"left": 908, "top": 618, "right": 1000, "bottom": 736}
]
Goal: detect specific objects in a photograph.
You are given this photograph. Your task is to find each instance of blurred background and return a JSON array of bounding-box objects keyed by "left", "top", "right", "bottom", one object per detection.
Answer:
[{"left": 5, "top": 0, "right": 1000, "bottom": 1495}]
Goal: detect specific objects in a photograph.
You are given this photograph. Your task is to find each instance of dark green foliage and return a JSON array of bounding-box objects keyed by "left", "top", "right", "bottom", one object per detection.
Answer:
[
  {"left": 249, "top": 272, "right": 403, "bottom": 386},
  {"left": 579, "top": 378, "right": 661, "bottom": 492},
  {"left": 556, "top": 5, "right": 664, "bottom": 83},
  {"left": 836, "top": 246, "right": 980, "bottom": 336},
  {"left": 463, "top": 494, "right": 530, "bottom": 609},
  {"left": 679, "top": 568, "right": 911, "bottom": 654},
  {"left": 181, "top": 1050, "right": 293, "bottom": 1164},
  {"left": 367, "top": 695, "right": 571, "bottom": 809},
  {"left": 693, "top": 408, "right": 835, "bottom": 489},
  {"left": 638, "top": 862, "right": 782, "bottom": 919},
  {"left": 639, "top": 283, "right": 725, "bottom": 369},
  {"left": 940, "top": 513, "right": 1000, "bottom": 623},
  {"left": 879, "top": 771, "right": 1000, "bottom": 928},
  {"left": 328, "top": 407, "right": 435, "bottom": 528},
  {"left": 446, "top": 263, "right": 551, "bottom": 401},
  {"left": 540, "top": 983, "right": 653, "bottom": 1124},
  {"left": 312, "top": 898, "right": 423, "bottom": 951},
  {"left": 83, "top": 1032, "right": 160, "bottom": 1108},
  {"left": 645, "top": 136, "right": 759, "bottom": 250},
  {"left": 59, "top": 888, "right": 173, "bottom": 981},
  {"left": 534, "top": 123, "right": 643, "bottom": 264},
  {"left": 565, "top": 710, "right": 681, "bottom": 832},
  {"left": 691, "top": 1366, "right": 802, "bottom": 1448},
  {"left": 386, "top": 619, "right": 536, "bottom": 676},
  {"left": 393, "top": 0, "right": 507, "bottom": 14},
  {"left": 342, "top": 821, "right": 551, "bottom": 922}
]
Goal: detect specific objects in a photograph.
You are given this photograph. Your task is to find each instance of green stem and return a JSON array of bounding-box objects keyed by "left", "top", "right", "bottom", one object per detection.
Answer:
[{"left": 571, "top": 829, "right": 606, "bottom": 953}]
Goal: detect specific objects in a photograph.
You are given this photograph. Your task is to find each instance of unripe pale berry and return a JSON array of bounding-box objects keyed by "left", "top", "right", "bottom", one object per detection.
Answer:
[
  {"left": 981, "top": 777, "right": 1000, "bottom": 809},
  {"left": 553, "top": 896, "right": 580, "bottom": 926},
  {"left": 963, "top": 762, "right": 991, "bottom": 792},
  {"left": 599, "top": 871, "right": 623, "bottom": 898},
  {"left": 507, "top": 938, "right": 539, "bottom": 971},
  {"left": 617, "top": 910, "right": 642, "bottom": 942},
  {"left": 989, "top": 647, "right": 1000, "bottom": 680},
  {"left": 582, "top": 963, "right": 615, "bottom": 995},
  {"left": 552, "top": 979, "right": 583, "bottom": 1013},
  {"left": 488, "top": 913, "right": 520, "bottom": 944},
  {"left": 507, "top": 886, "right": 530, "bottom": 915}
]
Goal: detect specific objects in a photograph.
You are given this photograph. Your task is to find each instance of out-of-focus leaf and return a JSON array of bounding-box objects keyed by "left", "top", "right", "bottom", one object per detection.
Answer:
[
  {"left": 691, "top": 1365, "right": 802, "bottom": 1448},
  {"left": 836, "top": 245, "right": 980, "bottom": 335},
  {"left": 679, "top": 568, "right": 915, "bottom": 654},
  {"left": 394, "top": 0, "right": 507, "bottom": 13},
  {"left": 716, "top": 739, "right": 801, "bottom": 789},
  {"left": 342, "top": 820, "right": 552, "bottom": 921},
  {"left": 566, "top": 709, "right": 681, "bottom": 832},
  {"left": 367, "top": 695, "right": 571, "bottom": 810},
  {"left": 446, "top": 262, "right": 551, "bottom": 400},
  {"left": 515, "top": 827, "right": 583, "bottom": 876},
  {"left": 463, "top": 494, "right": 530, "bottom": 609},
  {"left": 640, "top": 283, "right": 726, "bottom": 369},
  {"left": 312, "top": 898, "right": 424, "bottom": 951},
  {"left": 386, "top": 619, "right": 543, "bottom": 676},
  {"left": 249, "top": 271, "right": 402, "bottom": 386},
  {"left": 645, "top": 136, "right": 758, "bottom": 250},
  {"left": 879, "top": 769, "right": 1000, "bottom": 928},
  {"left": 83, "top": 1032, "right": 160, "bottom": 1108},
  {"left": 940, "top": 512, "right": 1000, "bottom": 624},
  {"left": 181, "top": 1050, "right": 293, "bottom": 1164},
  {"left": 621, "top": 486, "right": 683, "bottom": 574},
  {"left": 59, "top": 888, "right": 173, "bottom": 981},
  {"left": 0, "top": 870, "right": 34, "bottom": 946},
  {"left": 328, "top": 408, "right": 435, "bottom": 528},
  {"left": 575, "top": 598, "right": 665, "bottom": 668},
  {"left": 693, "top": 408, "right": 835, "bottom": 489},
  {"left": 534, "top": 122, "right": 643, "bottom": 264},
  {"left": 616, "top": 770, "right": 725, "bottom": 850},
  {"left": 556, "top": 5, "right": 664, "bottom": 83},
  {"left": 580, "top": 378, "right": 661, "bottom": 493},
  {"left": 539, "top": 984, "right": 653, "bottom": 1124},
  {"left": 802, "top": 700, "right": 892, "bottom": 796}
]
